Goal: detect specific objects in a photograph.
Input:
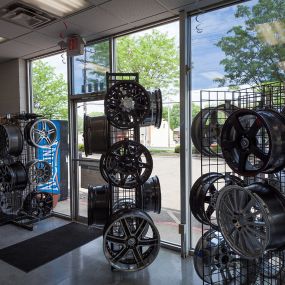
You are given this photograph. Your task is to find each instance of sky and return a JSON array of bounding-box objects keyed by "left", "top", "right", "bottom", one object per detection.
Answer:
[{"left": 36, "top": 0, "right": 259, "bottom": 97}]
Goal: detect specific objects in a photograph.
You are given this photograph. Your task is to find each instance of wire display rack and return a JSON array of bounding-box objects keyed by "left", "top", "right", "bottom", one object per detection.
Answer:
[
  {"left": 0, "top": 114, "right": 55, "bottom": 230},
  {"left": 105, "top": 73, "right": 141, "bottom": 213},
  {"left": 192, "top": 82, "right": 285, "bottom": 285}
]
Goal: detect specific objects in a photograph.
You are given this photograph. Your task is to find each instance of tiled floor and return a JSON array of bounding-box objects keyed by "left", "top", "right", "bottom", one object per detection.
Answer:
[{"left": 0, "top": 217, "right": 201, "bottom": 285}]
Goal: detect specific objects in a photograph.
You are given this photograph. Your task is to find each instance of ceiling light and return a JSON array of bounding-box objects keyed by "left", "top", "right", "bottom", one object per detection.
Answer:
[
  {"left": 0, "top": 37, "right": 7, "bottom": 43},
  {"left": 21, "top": 0, "right": 90, "bottom": 17}
]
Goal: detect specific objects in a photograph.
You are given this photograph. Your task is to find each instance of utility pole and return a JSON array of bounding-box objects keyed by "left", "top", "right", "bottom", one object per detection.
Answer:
[{"left": 167, "top": 96, "right": 171, "bottom": 148}]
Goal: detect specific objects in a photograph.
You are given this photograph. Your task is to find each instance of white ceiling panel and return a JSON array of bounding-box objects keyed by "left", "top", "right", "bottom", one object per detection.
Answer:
[
  {"left": 0, "top": 0, "right": 227, "bottom": 61},
  {"left": 16, "top": 32, "right": 58, "bottom": 49},
  {"left": 155, "top": 0, "right": 196, "bottom": 10},
  {"left": 177, "top": 0, "right": 226, "bottom": 12},
  {"left": 37, "top": 20, "right": 92, "bottom": 39},
  {"left": 0, "top": 40, "right": 41, "bottom": 58},
  {"left": 22, "top": 45, "right": 62, "bottom": 59},
  {"left": 130, "top": 11, "right": 175, "bottom": 27},
  {"left": 69, "top": 6, "right": 126, "bottom": 34},
  {"left": 85, "top": 23, "right": 132, "bottom": 40},
  {"left": 101, "top": 0, "right": 166, "bottom": 23},
  {"left": 0, "top": 19, "right": 31, "bottom": 39}
]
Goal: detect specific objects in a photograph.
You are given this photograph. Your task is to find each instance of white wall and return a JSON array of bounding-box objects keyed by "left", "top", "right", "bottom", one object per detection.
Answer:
[
  {"left": 0, "top": 59, "right": 28, "bottom": 115},
  {"left": 140, "top": 120, "right": 176, "bottom": 148}
]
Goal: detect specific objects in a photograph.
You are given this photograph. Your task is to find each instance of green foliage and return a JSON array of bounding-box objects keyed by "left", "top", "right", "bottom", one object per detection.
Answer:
[
  {"left": 77, "top": 41, "right": 110, "bottom": 85},
  {"left": 192, "top": 103, "right": 200, "bottom": 119},
  {"left": 116, "top": 30, "right": 179, "bottom": 91},
  {"left": 162, "top": 104, "right": 179, "bottom": 130},
  {"left": 78, "top": 143, "right": 85, "bottom": 152},
  {"left": 162, "top": 103, "right": 200, "bottom": 130},
  {"left": 215, "top": 0, "right": 285, "bottom": 87},
  {"left": 32, "top": 60, "right": 68, "bottom": 119},
  {"left": 174, "top": 145, "right": 180, "bottom": 153},
  {"left": 169, "top": 104, "right": 180, "bottom": 130}
]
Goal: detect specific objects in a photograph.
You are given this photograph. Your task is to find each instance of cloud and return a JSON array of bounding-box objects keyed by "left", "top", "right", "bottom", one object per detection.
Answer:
[{"left": 200, "top": 71, "right": 224, "bottom": 80}]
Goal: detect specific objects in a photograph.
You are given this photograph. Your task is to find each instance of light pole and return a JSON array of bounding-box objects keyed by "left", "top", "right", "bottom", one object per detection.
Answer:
[{"left": 167, "top": 97, "right": 171, "bottom": 148}]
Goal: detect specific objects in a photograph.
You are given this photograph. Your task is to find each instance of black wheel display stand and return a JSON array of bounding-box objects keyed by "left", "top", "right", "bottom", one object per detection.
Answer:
[
  {"left": 106, "top": 73, "right": 141, "bottom": 213},
  {"left": 0, "top": 114, "right": 56, "bottom": 231},
  {"left": 95, "top": 72, "right": 162, "bottom": 272},
  {"left": 191, "top": 82, "right": 285, "bottom": 284}
]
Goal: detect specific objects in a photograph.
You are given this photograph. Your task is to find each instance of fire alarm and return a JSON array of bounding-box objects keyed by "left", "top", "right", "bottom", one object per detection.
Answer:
[{"left": 66, "top": 35, "right": 85, "bottom": 57}]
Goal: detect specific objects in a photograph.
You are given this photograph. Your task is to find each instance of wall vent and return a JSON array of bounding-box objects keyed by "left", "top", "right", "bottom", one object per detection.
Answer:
[{"left": 0, "top": 3, "right": 56, "bottom": 29}]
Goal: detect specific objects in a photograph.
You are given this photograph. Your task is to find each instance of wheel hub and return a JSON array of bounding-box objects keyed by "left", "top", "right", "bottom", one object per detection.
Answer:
[
  {"left": 120, "top": 97, "right": 135, "bottom": 112},
  {"left": 240, "top": 136, "right": 250, "bottom": 149},
  {"left": 232, "top": 215, "right": 246, "bottom": 230},
  {"left": 127, "top": 237, "right": 136, "bottom": 247}
]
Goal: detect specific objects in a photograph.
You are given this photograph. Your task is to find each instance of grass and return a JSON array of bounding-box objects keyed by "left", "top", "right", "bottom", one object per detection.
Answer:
[{"left": 148, "top": 148, "right": 179, "bottom": 156}]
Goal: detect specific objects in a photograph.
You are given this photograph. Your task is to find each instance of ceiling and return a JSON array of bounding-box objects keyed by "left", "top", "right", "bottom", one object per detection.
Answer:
[{"left": 0, "top": 0, "right": 226, "bottom": 63}]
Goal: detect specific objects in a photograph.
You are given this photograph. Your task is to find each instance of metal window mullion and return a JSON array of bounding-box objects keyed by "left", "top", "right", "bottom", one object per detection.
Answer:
[
  {"left": 179, "top": 10, "right": 192, "bottom": 258},
  {"left": 67, "top": 56, "right": 78, "bottom": 220}
]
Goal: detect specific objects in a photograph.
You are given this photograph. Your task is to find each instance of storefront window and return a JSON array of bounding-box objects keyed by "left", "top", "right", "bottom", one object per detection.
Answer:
[
  {"left": 115, "top": 21, "right": 180, "bottom": 245},
  {"left": 190, "top": 0, "right": 285, "bottom": 247},
  {"left": 31, "top": 53, "right": 70, "bottom": 216},
  {"left": 72, "top": 40, "right": 110, "bottom": 95}
]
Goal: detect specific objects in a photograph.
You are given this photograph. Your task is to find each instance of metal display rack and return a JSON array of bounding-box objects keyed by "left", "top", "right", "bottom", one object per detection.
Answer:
[
  {"left": 84, "top": 72, "right": 162, "bottom": 272},
  {"left": 106, "top": 72, "right": 141, "bottom": 213},
  {"left": 191, "top": 82, "right": 285, "bottom": 285},
  {"left": 0, "top": 114, "right": 55, "bottom": 230}
]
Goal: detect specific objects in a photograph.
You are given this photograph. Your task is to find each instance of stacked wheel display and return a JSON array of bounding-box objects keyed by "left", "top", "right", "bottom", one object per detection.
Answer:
[
  {"left": 191, "top": 84, "right": 285, "bottom": 284},
  {"left": 0, "top": 116, "right": 56, "bottom": 221},
  {"left": 85, "top": 78, "right": 163, "bottom": 271}
]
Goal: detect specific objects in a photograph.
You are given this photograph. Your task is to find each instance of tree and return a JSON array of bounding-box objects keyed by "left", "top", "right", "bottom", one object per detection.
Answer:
[
  {"left": 162, "top": 103, "right": 200, "bottom": 130},
  {"left": 116, "top": 30, "right": 179, "bottom": 92},
  {"left": 77, "top": 41, "right": 110, "bottom": 88},
  {"left": 32, "top": 60, "right": 68, "bottom": 119},
  {"left": 215, "top": 0, "right": 285, "bottom": 87}
]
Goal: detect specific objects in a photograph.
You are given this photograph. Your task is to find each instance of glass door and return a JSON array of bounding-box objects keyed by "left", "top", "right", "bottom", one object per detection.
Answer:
[{"left": 74, "top": 99, "right": 106, "bottom": 220}]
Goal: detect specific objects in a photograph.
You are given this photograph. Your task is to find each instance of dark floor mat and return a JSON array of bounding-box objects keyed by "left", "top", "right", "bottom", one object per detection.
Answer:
[{"left": 0, "top": 222, "right": 101, "bottom": 272}]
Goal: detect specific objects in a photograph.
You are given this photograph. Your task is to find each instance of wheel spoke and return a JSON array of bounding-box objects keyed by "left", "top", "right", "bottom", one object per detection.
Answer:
[
  {"left": 133, "top": 172, "right": 142, "bottom": 184},
  {"left": 42, "top": 121, "right": 47, "bottom": 131},
  {"left": 232, "top": 190, "right": 240, "bottom": 211},
  {"left": 239, "top": 190, "right": 248, "bottom": 211},
  {"left": 204, "top": 196, "right": 211, "bottom": 204},
  {"left": 224, "top": 203, "right": 234, "bottom": 216},
  {"left": 251, "top": 146, "right": 267, "bottom": 162},
  {"left": 247, "top": 226, "right": 266, "bottom": 240},
  {"left": 238, "top": 151, "right": 248, "bottom": 172},
  {"left": 45, "top": 136, "right": 52, "bottom": 145},
  {"left": 243, "top": 228, "right": 262, "bottom": 251},
  {"left": 121, "top": 218, "right": 132, "bottom": 236},
  {"left": 135, "top": 219, "right": 148, "bottom": 238},
  {"left": 119, "top": 173, "right": 127, "bottom": 185},
  {"left": 36, "top": 136, "right": 44, "bottom": 145},
  {"left": 33, "top": 129, "right": 43, "bottom": 136},
  {"left": 205, "top": 205, "right": 215, "bottom": 219},
  {"left": 111, "top": 247, "right": 129, "bottom": 263},
  {"left": 247, "top": 119, "right": 261, "bottom": 138},
  {"left": 106, "top": 234, "right": 126, "bottom": 244},
  {"left": 132, "top": 247, "right": 145, "bottom": 266},
  {"left": 222, "top": 139, "right": 236, "bottom": 149},
  {"left": 241, "top": 198, "right": 255, "bottom": 213},
  {"left": 232, "top": 116, "right": 245, "bottom": 133}
]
